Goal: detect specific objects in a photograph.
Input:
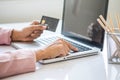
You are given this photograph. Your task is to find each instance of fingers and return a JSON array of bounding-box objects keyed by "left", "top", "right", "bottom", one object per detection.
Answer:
[
  {"left": 58, "top": 39, "right": 70, "bottom": 52},
  {"left": 30, "top": 33, "right": 41, "bottom": 38},
  {"left": 52, "top": 39, "right": 78, "bottom": 57},
  {"left": 63, "top": 40, "right": 78, "bottom": 52},
  {"left": 24, "top": 25, "right": 46, "bottom": 40},
  {"left": 30, "top": 20, "right": 47, "bottom": 31},
  {"left": 21, "top": 37, "right": 34, "bottom": 42},
  {"left": 30, "top": 30, "right": 43, "bottom": 38},
  {"left": 38, "top": 38, "right": 79, "bottom": 59},
  {"left": 57, "top": 39, "right": 78, "bottom": 52},
  {"left": 54, "top": 44, "right": 68, "bottom": 57},
  {"left": 21, "top": 33, "right": 40, "bottom": 41},
  {"left": 31, "top": 25, "right": 47, "bottom": 31},
  {"left": 33, "top": 30, "right": 43, "bottom": 34}
]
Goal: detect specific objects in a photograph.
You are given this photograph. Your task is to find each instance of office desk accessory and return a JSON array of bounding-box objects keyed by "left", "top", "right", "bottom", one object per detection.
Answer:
[{"left": 97, "top": 14, "right": 120, "bottom": 63}]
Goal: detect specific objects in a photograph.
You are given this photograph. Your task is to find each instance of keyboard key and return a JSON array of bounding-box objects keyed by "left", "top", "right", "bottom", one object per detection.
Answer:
[{"left": 37, "top": 37, "right": 92, "bottom": 52}]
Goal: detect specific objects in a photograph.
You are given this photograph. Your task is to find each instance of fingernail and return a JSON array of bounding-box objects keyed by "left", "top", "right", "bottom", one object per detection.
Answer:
[
  {"left": 76, "top": 48, "right": 79, "bottom": 51},
  {"left": 44, "top": 24, "right": 49, "bottom": 30},
  {"left": 42, "top": 26, "right": 47, "bottom": 29}
]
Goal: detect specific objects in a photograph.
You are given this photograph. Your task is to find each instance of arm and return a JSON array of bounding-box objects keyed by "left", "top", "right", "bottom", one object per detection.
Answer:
[
  {"left": 0, "top": 49, "right": 36, "bottom": 78},
  {"left": 0, "top": 28, "right": 12, "bottom": 45},
  {"left": 0, "top": 21, "right": 78, "bottom": 78},
  {"left": 0, "top": 22, "right": 48, "bottom": 78},
  {"left": 0, "top": 21, "right": 46, "bottom": 44},
  {"left": 0, "top": 21, "right": 46, "bottom": 78}
]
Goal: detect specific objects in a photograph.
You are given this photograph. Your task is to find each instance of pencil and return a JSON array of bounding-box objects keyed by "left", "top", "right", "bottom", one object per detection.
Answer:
[{"left": 97, "top": 15, "right": 120, "bottom": 58}]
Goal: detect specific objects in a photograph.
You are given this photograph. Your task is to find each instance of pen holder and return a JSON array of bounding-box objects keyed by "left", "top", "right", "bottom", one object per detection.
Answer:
[{"left": 107, "top": 30, "right": 120, "bottom": 64}]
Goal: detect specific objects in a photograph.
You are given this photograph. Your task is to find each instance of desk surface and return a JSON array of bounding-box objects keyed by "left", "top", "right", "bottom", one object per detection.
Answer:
[
  {"left": 0, "top": 22, "right": 119, "bottom": 80},
  {"left": 2, "top": 50, "right": 106, "bottom": 80}
]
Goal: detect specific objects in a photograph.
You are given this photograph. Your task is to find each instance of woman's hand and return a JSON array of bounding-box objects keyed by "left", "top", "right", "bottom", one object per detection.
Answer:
[
  {"left": 35, "top": 39, "right": 78, "bottom": 61},
  {"left": 11, "top": 21, "right": 46, "bottom": 42}
]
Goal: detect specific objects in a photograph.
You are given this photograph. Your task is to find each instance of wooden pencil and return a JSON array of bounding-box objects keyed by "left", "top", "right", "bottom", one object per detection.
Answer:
[{"left": 97, "top": 15, "right": 120, "bottom": 58}]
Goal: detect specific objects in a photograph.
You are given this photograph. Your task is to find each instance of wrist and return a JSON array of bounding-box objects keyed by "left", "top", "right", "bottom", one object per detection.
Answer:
[
  {"left": 35, "top": 49, "right": 46, "bottom": 62},
  {"left": 11, "top": 29, "right": 21, "bottom": 41}
]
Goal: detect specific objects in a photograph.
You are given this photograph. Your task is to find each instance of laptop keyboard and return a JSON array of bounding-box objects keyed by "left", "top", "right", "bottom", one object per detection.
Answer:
[
  {"left": 36, "top": 37, "right": 92, "bottom": 53},
  {"left": 65, "top": 39, "right": 92, "bottom": 52}
]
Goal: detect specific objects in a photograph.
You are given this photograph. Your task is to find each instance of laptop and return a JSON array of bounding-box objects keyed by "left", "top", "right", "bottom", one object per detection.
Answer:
[{"left": 11, "top": 0, "right": 109, "bottom": 64}]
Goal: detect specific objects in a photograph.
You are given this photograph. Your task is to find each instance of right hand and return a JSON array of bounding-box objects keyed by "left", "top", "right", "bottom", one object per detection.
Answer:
[
  {"left": 12, "top": 21, "right": 46, "bottom": 42},
  {"left": 35, "top": 39, "right": 78, "bottom": 61}
]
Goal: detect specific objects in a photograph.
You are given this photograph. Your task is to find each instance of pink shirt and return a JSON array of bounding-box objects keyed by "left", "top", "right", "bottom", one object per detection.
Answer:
[{"left": 0, "top": 28, "right": 36, "bottom": 78}]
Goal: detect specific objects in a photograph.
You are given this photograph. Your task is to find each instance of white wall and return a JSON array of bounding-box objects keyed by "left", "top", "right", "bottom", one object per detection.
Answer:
[
  {"left": 0, "top": 0, "right": 119, "bottom": 24},
  {"left": 107, "top": 0, "right": 120, "bottom": 27},
  {"left": 107, "top": 0, "right": 120, "bottom": 14},
  {"left": 0, "top": 0, "right": 63, "bottom": 23}
]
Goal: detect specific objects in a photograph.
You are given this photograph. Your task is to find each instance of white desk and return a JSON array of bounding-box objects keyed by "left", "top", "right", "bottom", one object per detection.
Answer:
[{"left": 0, "top": 22, "right": 114, "bottom": 80}]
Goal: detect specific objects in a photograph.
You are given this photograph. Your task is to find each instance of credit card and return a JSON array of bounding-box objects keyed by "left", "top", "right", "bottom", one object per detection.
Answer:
[{"left": 40, "top": 16, "right": 59, "bottom": 32}]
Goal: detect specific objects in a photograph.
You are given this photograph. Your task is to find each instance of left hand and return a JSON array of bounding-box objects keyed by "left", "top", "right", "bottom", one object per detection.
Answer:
[
  {"left": 35, "top": 39, "right": 78, "bottom": 61},
  {"left": 11, "top": 21, "right": 47, "bottom": 41}
]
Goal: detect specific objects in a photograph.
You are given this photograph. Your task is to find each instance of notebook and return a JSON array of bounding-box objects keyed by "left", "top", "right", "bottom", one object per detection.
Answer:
[{"left": 11, "top": 0, "right": 109, "bottom": 64}]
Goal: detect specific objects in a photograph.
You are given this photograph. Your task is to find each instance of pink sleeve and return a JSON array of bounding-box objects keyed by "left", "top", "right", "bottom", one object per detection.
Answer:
[
  {"left": 0, "top": 28, "right": 12, "bottom": 45},
  {"left": 0, "top": 49, "right": 36, "bottom": 78}
]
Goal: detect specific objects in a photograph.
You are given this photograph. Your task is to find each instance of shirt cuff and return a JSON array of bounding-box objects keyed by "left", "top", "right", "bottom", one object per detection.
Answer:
[{"left": 0, "top": 28, "right": 12, "bottom": 45}]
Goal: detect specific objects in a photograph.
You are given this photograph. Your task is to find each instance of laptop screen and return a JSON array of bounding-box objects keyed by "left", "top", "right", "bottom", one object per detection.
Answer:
[{"left": 62, "top": 0, "right": 108, "bottom": 49}]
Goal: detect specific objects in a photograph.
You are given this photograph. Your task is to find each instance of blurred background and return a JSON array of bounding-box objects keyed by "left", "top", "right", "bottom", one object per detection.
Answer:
[
  {"left": 0, "top": 0, "right": 63, "bottom": 23},
  {"left": 0, "top": 0, "right": 119, "bottom": 24}
]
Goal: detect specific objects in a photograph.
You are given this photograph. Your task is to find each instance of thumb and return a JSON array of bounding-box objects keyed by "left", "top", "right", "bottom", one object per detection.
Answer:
[
  {"left": 21, "top": 37, "right": 34, "bottom": 41},
  {"left": 31, "top": 25, "right": 47, "bottom": 31}
]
